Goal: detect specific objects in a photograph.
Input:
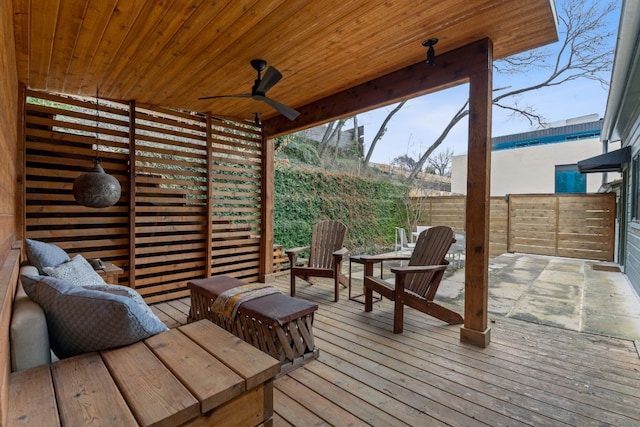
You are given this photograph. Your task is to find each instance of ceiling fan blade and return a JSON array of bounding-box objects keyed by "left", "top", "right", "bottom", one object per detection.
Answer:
[
  {"left": 198, "top": 93, "right": 251, "bottom": 100},
  {"left": 263, "top": 97, "right": 300, "bottom": 120},
  {"left": 256, "top": 66, "right": 282, "bottom": 93}
]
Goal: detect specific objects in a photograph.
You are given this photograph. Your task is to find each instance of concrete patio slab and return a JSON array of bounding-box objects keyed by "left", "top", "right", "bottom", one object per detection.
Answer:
[{"left": 347, "top": 252, "right": 640, "bottom": 341}]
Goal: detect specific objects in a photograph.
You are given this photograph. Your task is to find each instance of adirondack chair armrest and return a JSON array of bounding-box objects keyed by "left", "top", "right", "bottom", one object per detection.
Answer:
[
  {"left": 390, "top": 265, "right": 448, "bottom": 275},
  {"left": 332, "top": 247, "right": 349, "bottom": 258},
  {"left": 286, "top": 246, "right": 310, "bottom": 255},
  {"left": 286, "top": 246, "right": 310, "bottom": 267}
]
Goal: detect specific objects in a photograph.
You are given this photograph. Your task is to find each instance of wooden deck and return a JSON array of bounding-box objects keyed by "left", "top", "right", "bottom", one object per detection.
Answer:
[{"left": 151, "top": 274, "right": 640, "bottom": 427}]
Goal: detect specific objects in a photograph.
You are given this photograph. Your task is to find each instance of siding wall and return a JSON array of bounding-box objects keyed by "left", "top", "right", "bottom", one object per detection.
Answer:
[{"left": 623, "top": 122, "right": 640, "bottom": 295}]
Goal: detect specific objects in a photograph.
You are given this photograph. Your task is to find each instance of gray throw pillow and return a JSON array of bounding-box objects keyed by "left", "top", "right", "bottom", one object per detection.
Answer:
[
  {"left": 20, "top": 274, "right": 168, "bottom": 358},
  {"left": 43, "top": 254, "right": 106, "bottom": 287},
  {"left": 25, "top": 239, "right": 71, "bottom": 274}
]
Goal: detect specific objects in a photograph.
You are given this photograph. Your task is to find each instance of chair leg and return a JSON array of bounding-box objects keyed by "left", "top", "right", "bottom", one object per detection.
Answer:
[
  {"left": 393, "top": 298, "right": 404, "bottom": 334},
  {"left": 290, "top": 273, "right": 296, "bottom": 297},
  {"left": 334, "top": 274, "right": 339, "bottom": 302}
]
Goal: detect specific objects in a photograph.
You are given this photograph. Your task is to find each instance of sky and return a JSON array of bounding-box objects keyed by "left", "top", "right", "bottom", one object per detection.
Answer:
[{"left": 358, "top": 0, "right": 621, "bottom": 165}]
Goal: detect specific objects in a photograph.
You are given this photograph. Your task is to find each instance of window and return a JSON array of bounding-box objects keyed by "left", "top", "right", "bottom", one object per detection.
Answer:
[
  {"left": 633, "top": 155, "right": 640, "bottom": 220},
  {"left": 555, "top": 164, "right": 586, "bottom": 193}
]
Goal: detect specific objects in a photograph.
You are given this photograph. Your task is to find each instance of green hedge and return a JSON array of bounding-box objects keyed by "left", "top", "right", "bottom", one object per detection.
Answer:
[{"left": 274, "top": 166, "right": 408, "bottom": 254}]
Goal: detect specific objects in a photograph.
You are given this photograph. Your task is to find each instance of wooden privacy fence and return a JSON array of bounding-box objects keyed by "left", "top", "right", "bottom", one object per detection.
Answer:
[
  {"left": 413, "top": 193, "right": 615, "bottom": 261},
  {"left": 24, "top": 91, "right": 263, "bottom": 303}
]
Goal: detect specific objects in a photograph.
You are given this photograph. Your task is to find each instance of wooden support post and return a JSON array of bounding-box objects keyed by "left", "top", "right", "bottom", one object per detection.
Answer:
[
  {"left": 18, "top": 83, "right": 26, "bottom": 245},
  {"left": 128, "top": 101, "right": 136, "bottom": 288},
  {"left": 259, "top": 134, "right": 274, "bottom": 282},
  {"left": 205, "top": 114, "right": 213, "bottom": 278},
  {"left": 460, "top": 38, "right": 493, "bottom": 348}
]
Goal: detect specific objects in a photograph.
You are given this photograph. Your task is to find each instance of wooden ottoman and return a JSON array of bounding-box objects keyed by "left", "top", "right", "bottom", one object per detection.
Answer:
[{"left": 188, "top": 276, "right": 319, "bottom": 375}]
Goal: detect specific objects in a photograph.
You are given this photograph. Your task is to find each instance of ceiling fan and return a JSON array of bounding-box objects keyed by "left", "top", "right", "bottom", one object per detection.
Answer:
[{"left": 199, "top": 59, "right": 300, "bottom": 121}]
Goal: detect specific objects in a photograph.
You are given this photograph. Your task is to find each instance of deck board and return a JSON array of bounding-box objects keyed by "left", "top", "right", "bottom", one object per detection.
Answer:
[{"left": 153, "top": 273, "right": 640, "bottom": 426}]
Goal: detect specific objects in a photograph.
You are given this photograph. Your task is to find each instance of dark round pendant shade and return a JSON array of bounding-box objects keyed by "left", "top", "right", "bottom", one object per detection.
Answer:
[{"left": 72, "top": 160, "right": 121, "bottom": 208}]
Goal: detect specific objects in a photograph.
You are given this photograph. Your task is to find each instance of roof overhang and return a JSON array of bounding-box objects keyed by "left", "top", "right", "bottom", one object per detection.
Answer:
[
  {"left": 12, "top": 0, "right": 558, "bottom": 124},
  {"left": 577, "top": 147, "right": 631, "bottom": 173}
]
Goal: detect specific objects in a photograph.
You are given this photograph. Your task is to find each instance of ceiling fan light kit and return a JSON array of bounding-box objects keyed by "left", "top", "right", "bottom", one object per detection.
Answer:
[{"left": 200, "top": 59, "right": 300, "bottom": 120}]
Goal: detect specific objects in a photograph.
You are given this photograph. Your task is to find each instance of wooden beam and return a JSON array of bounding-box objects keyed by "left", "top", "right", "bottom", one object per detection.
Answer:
[
  {"left": 262, "top": 40, "right": 492, "bottom": 138},
  {"left": 460, "top": 38, "right": 493, "bottom": 348},
  {"left": 259, "top": 134, "right": 274, "bottom": 282}
]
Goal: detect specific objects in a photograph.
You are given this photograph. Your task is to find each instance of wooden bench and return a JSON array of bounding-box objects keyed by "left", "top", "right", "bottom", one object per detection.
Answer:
[
  {"left": 188, "top": 276, "right": 319, "bottom": 376},
  {"left": 1, "top": 245, "right": 279, "bottom": 427}
]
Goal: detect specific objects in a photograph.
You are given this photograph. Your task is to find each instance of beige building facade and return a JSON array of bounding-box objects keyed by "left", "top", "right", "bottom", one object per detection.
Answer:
[{"left": 451, "top": 118, "right": 617, "bottom": 196}]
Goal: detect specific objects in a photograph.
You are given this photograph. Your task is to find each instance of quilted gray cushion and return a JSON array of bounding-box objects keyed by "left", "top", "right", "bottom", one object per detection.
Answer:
[
  {"left": 20, "top": 275, "right": 168, "bottom": 358},
  {"left": 25, "top": 239, "right": 71, "bottom": 274},
  {"left": 43, "top": 254, "right": 106, "bottom": 287}
]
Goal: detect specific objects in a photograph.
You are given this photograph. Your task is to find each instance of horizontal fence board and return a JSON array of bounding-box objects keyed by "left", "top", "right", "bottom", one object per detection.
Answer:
[
  {"left": 25, "top": 91, "right": 263, "bottom": 301},
  {"left": 411, "top": 193, "right": 614, "bottom": 261}
]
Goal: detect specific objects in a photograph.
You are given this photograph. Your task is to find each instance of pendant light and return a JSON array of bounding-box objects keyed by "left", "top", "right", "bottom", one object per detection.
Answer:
[{"left": 72, "top": 89, "right": 121, "bottom": 208}]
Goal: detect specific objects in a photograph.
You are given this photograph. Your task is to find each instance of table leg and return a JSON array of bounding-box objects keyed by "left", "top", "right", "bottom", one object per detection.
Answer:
[{"left": 349, "top": 258, "right": 382, "bottom": 304}]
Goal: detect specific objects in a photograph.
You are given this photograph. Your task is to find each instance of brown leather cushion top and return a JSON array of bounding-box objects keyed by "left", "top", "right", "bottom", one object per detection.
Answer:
[
  {"left": 188, "top": 276, "right": 247, "bottom": 299},
  {"left": 188, "top": 276, "right": 318, "bottom": 325}
]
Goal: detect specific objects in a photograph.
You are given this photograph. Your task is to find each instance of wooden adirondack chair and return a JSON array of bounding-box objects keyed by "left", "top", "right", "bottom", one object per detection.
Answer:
[
  {"left": 287, "top": 220, "right": 349, "bottom": 302},
  {"left": 363, "top": 225, "right": 463, "bottom": 333}
]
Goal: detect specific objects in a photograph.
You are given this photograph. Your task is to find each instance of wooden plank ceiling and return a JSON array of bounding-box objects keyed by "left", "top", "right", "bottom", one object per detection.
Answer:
[{"left": 12, "top": 0, "right": 557, "bottom": 123}]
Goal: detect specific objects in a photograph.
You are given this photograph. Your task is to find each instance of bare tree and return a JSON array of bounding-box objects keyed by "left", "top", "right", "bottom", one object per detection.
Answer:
[
  {"left": 427, "top": 148, "right": 454, "bottom": 177},
  {"left": 332, "top": 118, "right": 351, "bottom": 163},
  {"left": 403, "top": 192, "right": 424, "bottom": 237},
  {"left": 408, "top": 0, "right": 617, "bottom": 180},
  {"left": 352, "top": 115, "right": 362, "bottom": 157},
  {"left": 318, "top": 120, "right": 348, "bottom": 157},
  {"left": 363, "top": 100, "right": 407, "bottom": 167},
  {"left": 392, "top": 154, "right": 417, "bottom": 172}
]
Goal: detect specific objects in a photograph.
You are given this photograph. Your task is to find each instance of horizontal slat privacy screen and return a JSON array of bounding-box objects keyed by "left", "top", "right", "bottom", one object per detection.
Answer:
[{"left": 24, "top": 90, "right": 262, "bottom": 303}]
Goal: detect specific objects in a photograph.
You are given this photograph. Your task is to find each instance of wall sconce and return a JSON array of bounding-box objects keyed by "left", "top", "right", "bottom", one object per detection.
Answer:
[{"left": 422, "top": 38, "right": 438, "bottom": 66}]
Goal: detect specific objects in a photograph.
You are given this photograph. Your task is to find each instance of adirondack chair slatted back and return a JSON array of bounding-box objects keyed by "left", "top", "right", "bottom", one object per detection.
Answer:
[
  {"left": 308, "top": 221, "right": 347, "bottom": 269},
  {"left": 407, "top": 226, "right": 455, "bottom": 298}
]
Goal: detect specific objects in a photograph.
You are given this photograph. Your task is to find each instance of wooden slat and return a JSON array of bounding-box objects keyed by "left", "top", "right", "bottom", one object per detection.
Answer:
[
  {"left": 8, "top": 365, "right": 59, "bottom": 427},
  {"left": 51, "top": 353, "right": 138, "bottom": 426},
  {"left": 181, "top": 384, "right": 267, "bottom": 427},
  {"left": 144, "top": 327, "right": 246, "bottom": 413},
  {"left": 179, "top": 320, "right": 280, "bottom": 390},
  {"left": 101, "top": 341, "right": 199, "bottom": 426}
]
